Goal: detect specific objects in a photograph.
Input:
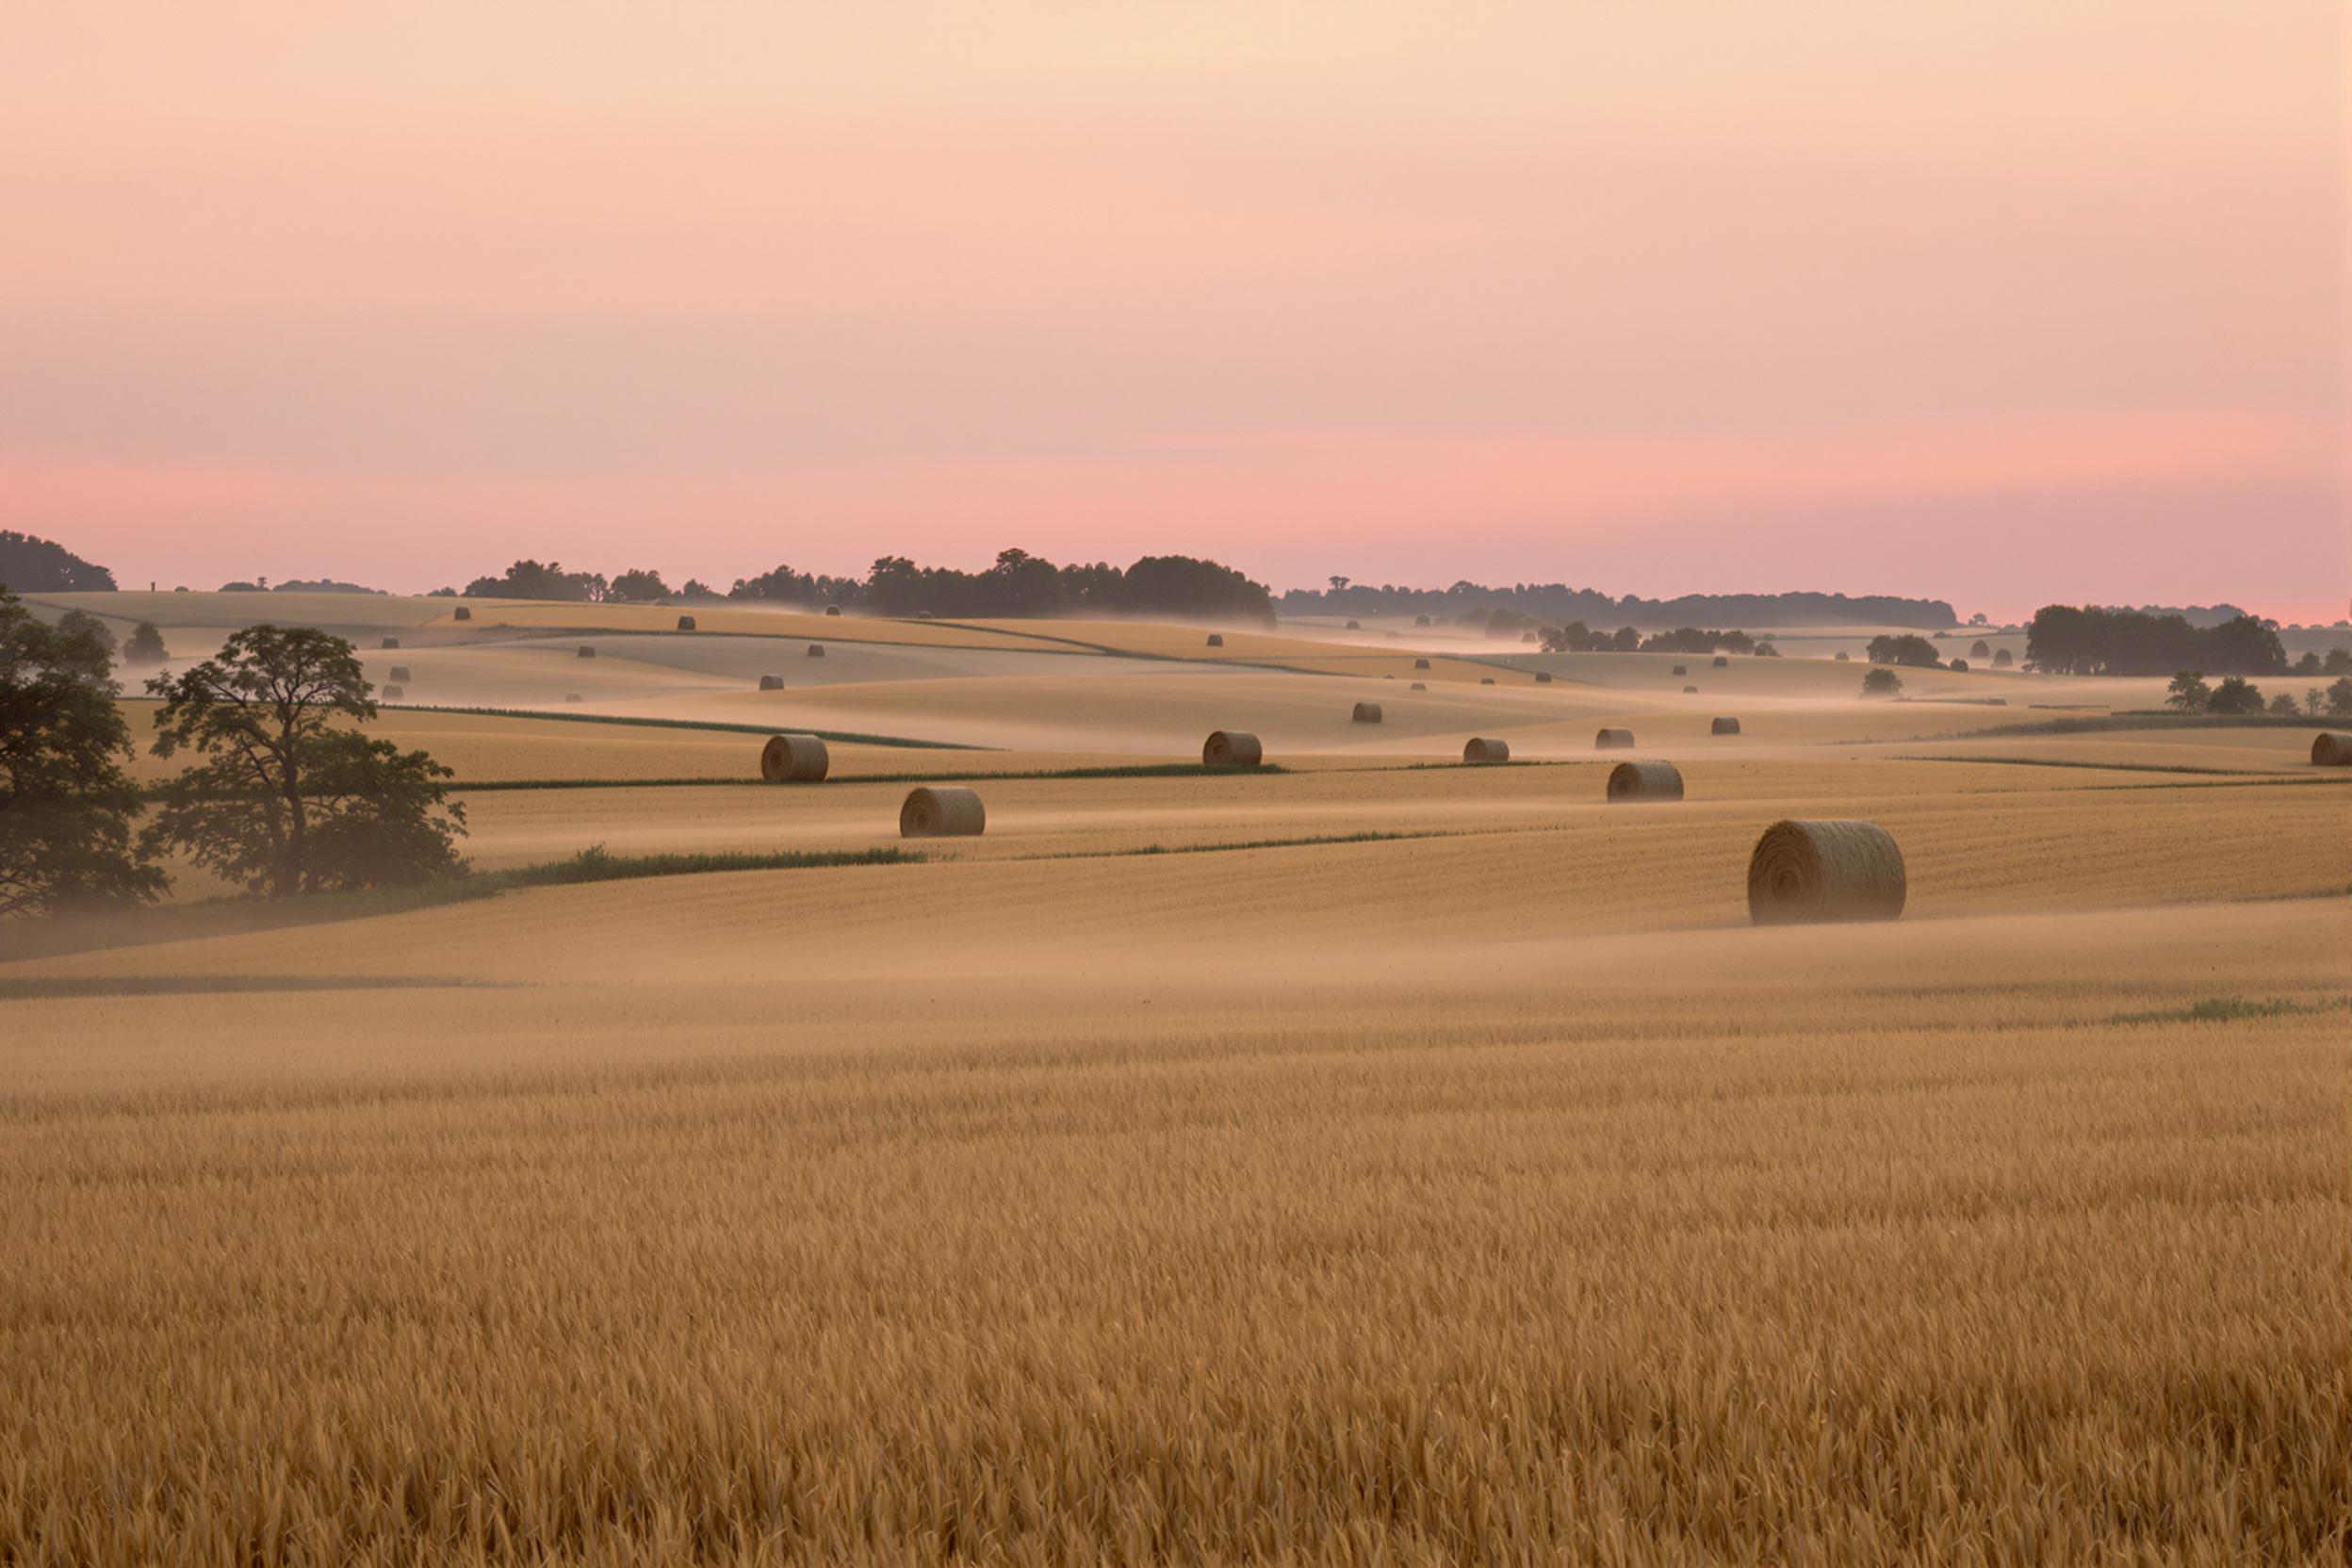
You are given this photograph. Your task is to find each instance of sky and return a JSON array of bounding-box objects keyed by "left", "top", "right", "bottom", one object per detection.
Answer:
[{"left": 3, "top": 3, "right": 2344, "bottom": 621}]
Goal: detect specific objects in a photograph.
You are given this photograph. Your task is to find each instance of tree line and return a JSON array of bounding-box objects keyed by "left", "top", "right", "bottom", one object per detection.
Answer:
[
  {"left": 1289, "top": 579, "right": 1959, "bottom": 629},
  {"left": 1, "top": 589, "right": 464, "bottom": 923},
  {"left": 2024, "top": 606, "right": 2288, "bottom": 676},
  {"left": 449, "top": 549, "right": 1277, "bottom": 624}
]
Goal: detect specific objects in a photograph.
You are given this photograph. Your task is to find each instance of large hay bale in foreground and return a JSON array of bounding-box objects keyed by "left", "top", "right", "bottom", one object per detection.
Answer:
[
  {"left": 901, "top": 785, "right": 985, "bottom": 837},
  {"left": 677, "top": 614, "right": 697, "bottom": 631},
  {"left": 760, "top": 733, "right": 830, "bottom": 783},
  {"left": 453, "top": 606, "right": 472, "bottom": 622},
  {"left": 1607, "top": 760, "right": 1683, "bottom": 802},
  {"left": 1352, "top": 701, "right": 1383, "bottom": 724},
  {"left": 1205, "top": 632, "right": 1224, "bottom": 647},
  {"left": 388, "top": 665, "right": 412, "bottom": 682},
  {"left": 1594, "top": 727, "right": 1635, "bottom": 749},
  {"left": 1712, "top": 655, "right": 1729, "bottom": 668},
  {"left": 381, "top": 684, "right": 405, "bottom": 700},
  {"left": 1711, "top": 716, "right": 1741, "bottom": 735},
  {"left": 1747, "top": 820, "right": 1906, "bottom": 925},
  {"left": 577, "top": 645, "right": 596, "bottom": 659},
  {"left": 2312, "top": 732, "right": 2352, "bottom": 766},
  {"left": 1202, "top": 729, "right": 1263, "bottom": 766},
  {"left": 1462, "top": 737, "right": 1511, "bottom": 763},
  {"left": 759, "top": 674, "right": 785, "bottom": 691},
  {"left": 807, "top": 643, "right": 826, "bottom": 658}
]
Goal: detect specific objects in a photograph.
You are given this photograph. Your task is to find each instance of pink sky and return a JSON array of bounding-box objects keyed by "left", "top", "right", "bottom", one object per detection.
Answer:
[{"left": 4, "top": 3, "right": 2344, "bottom": 620}]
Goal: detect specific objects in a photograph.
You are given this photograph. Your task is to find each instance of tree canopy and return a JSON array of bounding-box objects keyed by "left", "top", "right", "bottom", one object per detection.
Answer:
[
  {"left": 143, "top": 626, "right": 466, "bottom": 898},
  {"left": 0, "top": 531, "right": 117, "bottom": 593},
  {"left": 0, "top": 588, "right": 162, "bottom": 919},
  {"left": 2027, "top": 607, "right": 2285, "bottom": 677}
]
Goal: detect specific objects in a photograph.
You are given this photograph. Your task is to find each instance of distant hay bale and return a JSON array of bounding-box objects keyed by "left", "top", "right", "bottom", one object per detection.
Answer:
[
  {"left": 1413, "top": 658, "right": 1430, "bottom": 669},
  {"left": 1205, "top": 632, "right": 1224, "bottom": 647},
  {"left": 453, "top": 606, "right": 472, "bottom": 622},
  {"left": 1414, "top": 613, "right": 1431, "bottom": 627},
  {"left": 1747, "top": 820, "right": 1907, "bottom": 924},
  {"left": 760, "top": 733, "right": 830, "bottom": 783},
  {"left": 1535, "top": 671, "right": 1554, "bottom": 684},
  {"left": 1835, "top": 650, "right": 1851, "bottom": 661},
  {"left": 1479, "top": 677, "right": 1494, "bottom": 685},
  {"left": 758, "top": 675, "right": 784, "bottom": 691},
  {"left": 1607, "top": 760, "right": 1683, "bottom": 802},
  {"left": 382, "top": 684, "right": 404, "bottom": 700},
  {"left": 2312, "top": 732, "right": 2352, "bottom": 766},
  {"left": 1712, "top": 716, "right": 1741, "bottom": 735},
  {"left": 1462, "top": 737, "right": 1511, "bottom": 763},
  {"left": 807, "top": 644, "right": 826, "bottom": 658},
  {"left": 1672, "top": 664, "right": 1688, "bottom": 677},
  {"left": 1712, "top": 655, "right": 1729, "bottom": 668},
  {"left": 1202, "top": 729, "right": 1263, "bottom": 766},
  {"left": 1410, "top": 681, "right": 1426, "bottom": 690},
  {"left": 1346, "top": 619, "right": 1361, "bottom": 630},
  {"left": 387, "top": 665, "right": 411, "bottom": 682},
  {"left": 917, "top": 610, "right": 935, "bottom": 619},
  {"left": 381, "top": 637, "right": 400, "bottom": 649},
  {"left": 577, "top": 645, "right": 596, "bottom": 659},
  {"left": 1352, "top": 701, "right": 1382, "bottom": 724},
  {"left": 825, "top": 605, "right": 842, "bottom": 616},
  {"left": 677, "top": 614, "right": 696, "bottom": 631},
  {"left": 1684, "top": 685, "right": 1699, "bottom": 694},
  {"left": 564, "top": 693, "right": 583, "bottom": 703},
  {"left": 1594, "top": 727, "right": 1635, "bottom": 749},
  {"left": 901, "top": 785, "right": 985, "bottom": 837}
]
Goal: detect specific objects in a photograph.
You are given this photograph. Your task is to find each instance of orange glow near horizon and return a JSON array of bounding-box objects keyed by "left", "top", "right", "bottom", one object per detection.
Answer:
[{"left": 2, "top": 3, "right": 2344, "bottom": 618}]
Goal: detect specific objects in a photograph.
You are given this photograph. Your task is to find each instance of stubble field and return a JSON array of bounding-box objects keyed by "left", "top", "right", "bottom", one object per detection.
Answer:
[{"left": 3, "top": 599, "right": 2347, "bottom": 1564}]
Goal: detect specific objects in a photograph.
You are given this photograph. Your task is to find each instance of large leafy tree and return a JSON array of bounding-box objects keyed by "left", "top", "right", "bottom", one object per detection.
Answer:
[
  {"left": 143, "top": 626, "right": 466, "bottom": 898},
  {"left": 0, "top": 588, "right": 165, "bottom": 919}
]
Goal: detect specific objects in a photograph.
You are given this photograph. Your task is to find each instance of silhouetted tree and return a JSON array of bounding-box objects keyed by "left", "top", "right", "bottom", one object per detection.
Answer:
[
  {"left": 143, "top": 627, "right": 466, "bottom": 898},
  {"left": 2164, "top": 672, "right": 2211, "bottom": 712},
  {"left": 1867, "top": 634, "right": 1942, "bottom": 668},
  {"left": 1860, "top": 667, "right": 1903, "bottom": 697},
  {"left": 123, "top": 621, "right": 168, "bottom": 664},
  {"left": 0, "top": 531, "right": 117, "bottom": 592},
  {"left": 0, "top": 589, "right": 164, "bottom": 919},
  {"left": 605, "top": 568, "right": 672, "bottom": 604},
  {"left": 2206, "top": 676, "right": 2263, "bottom": 715}
]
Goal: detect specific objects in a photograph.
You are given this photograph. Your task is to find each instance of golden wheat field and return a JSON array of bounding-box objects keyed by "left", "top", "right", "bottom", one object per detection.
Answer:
[{"left": 5, "top": 602, "right": 2350, "bottom": 1565}]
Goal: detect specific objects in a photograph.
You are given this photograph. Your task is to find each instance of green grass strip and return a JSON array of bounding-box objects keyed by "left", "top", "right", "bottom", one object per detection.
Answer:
[{"left": 2103, "top": 995, "right": 2352, "bottom": 1027}]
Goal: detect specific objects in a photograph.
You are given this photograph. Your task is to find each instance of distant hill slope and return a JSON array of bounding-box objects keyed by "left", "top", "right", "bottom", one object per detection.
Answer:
[{"left": 0, "top": 531, "right": 116, "bottom": 592}]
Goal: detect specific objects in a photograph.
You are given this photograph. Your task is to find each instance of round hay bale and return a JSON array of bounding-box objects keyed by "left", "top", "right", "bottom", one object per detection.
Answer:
[
  {"left": 1535, "top": 671, "right": 1553, "bottom": 683},
  {"left": 1346, "top": 619, "right": 1361, "bottom": 630},
  {"left": 1462, "top": 737, "right": 1511, "bottom": 763},
  {"left": 2312, "top": 732, "right": 2352, "bottom": 766},
  {"left": 1711, "top": 716, "right": 1741, "bottom": 735},
  {"left": 1205, "top": 632, "right": 1224, "bottom": 647},
  {"left": 1684, "top": 685, "right": 1699, "bottom": 694},
  {"left": 1413, "top": 657, "right": 1431, "bottom": 669},
  {"left": 1479, "top": 677, "right": 1495, "bottom": 685},
  {"left": 1202, "top": 729, "right": 1263, "bottom": 767},
  {"left": 387, "top": 665, "right": 412, "bottom": 682},
  {"left": 1410, "top": 681, "right": 1426, "bottom": 690},
  {"left": 453, "top": 606, "right": 472, "bottom": 622},
  {"left": 1672, "top": 664, "right": 1688, "bottom": 677},
  {"left": 577, "top": 645, "right": 596, "bottom": 659},
  {"left": 677, "top": 614, "right": 697, "bottom": 631},
  {"left": 1712, "top": 655, "right": 1729, "bottom": 668},
  {"left": 758, "top": 675, "right": 785, "bottom": 691},
  {"left": 807, "top": 644, "right": 826, "bottom": 658},
  {"left": 901, "top": 785, "right": 985, "bottom": 838},
  {"left": 1352, "top": 701, "right": 1383, "bottom": 724},
  {"left": 916, "top": 610, "right": 935, "bottom": 619},
  {"left": 382, "top": 683, "right": 405, "bottom": 700},
  {"left": 381, "top": 637, "right": 400, "bottom": 649},
  {"left": 564, "top": 693, "right": 583, "bottom": 704},
  {"left": 1594, "top": 727, "right": 1636, "bottom": 750},
  {"left": 760, "top": 733, "right": 830, "bottom": 783},
  {"left": 825, "top": 605, "right": 842, "bottom": 616},
  {"left": 1748, "top": 820, "right": 1907, "bottom": 924},
  {"left": 1414, "top": 613, "right": 1431, "bottom": 627},
  {"left": 1835, "top": 650, "right": 1851, "bottom": 662},
  {"left": 1607, "top": 760, "right": 1683, "bottom": 802}
]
